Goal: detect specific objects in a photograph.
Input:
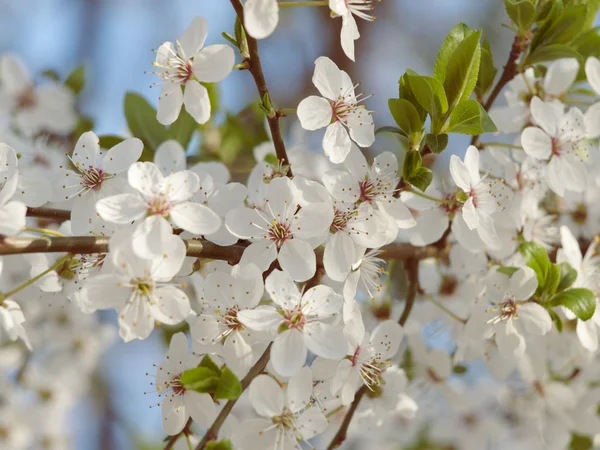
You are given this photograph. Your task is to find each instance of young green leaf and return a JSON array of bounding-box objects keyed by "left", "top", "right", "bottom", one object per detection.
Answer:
[
  {"left": 167, "top": 110, "right": 197, "bottom": 149},
  {"left": 497, "top": 266, "right": 520, "bottom": 276},
  {"left": 407, "top": 167, "right": 433, "bottom": 192},
  {"left": 399, "top": 71, "right": 428, "bottom": 122},
  {"left": 542, "top": 263, "right": 561, "bottom": 299},
  {"left": 199, "top": 354, "right": 222, "bottom": 376},
  {"left": 426, "top": 133, "right": 449, "bottom": 154},
  {"left": 180, "top": 366, "right": 220, "bottom": 393},
  {"left": 550, "top": 288, "right": 596, "bottom": 321},
  {"left": 123, "top": 92, "right": 169, "bottom": 152},
  {"left": 402, "top": 150, "right": 422, "bottom": 180},
  {"left": 375, "top": 126, "right": 408, "bottom": 138},
  {"left": 531, "top": 5, "right": 587, "bottom": 52},
  {"left": 548, "top": 308, "right": 564, "bottom": 333},
  {"left": 98, "top": 135, "right": 125, "bottom": 149},
  {"left": 524, "top": 44, "right": 582, "bottom": 65},
  {"left": 445, "top": 100, "right": 497, "bottom": 135},
  {"left": 557, "top": 262, "right": 578, "bottom": 293},
  {"left": 407, "top": 75, "right": 449, "bottom": 123},
  {"left": 504, "top": 0, "right": 536, "bottom": 32},
  {"left": 215, "top": 366, "right": 243, "bottom": 400},
  {"left": 434, "top": 23, "right": 474, "bottom": 82},
  {"left": 475, "top": 38, "right": 498, "bottom": 98},
  {"left": 443, "top": 30, "right": 482, "bottom": 112},
  {"left": 65, "top": 65, "right": 86, "bottom": 95},
  {"left": 388, "top": 98, "right": 424, "bottom": 135},
  {"left": 207, "top": 440, "right": 234, "bottom": 450},
  {"left": 519, "top": 241, "right": 551, "bottom": 287}
]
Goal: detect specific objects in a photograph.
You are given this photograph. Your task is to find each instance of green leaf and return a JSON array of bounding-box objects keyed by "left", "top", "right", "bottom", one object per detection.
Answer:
[
  {"left": 452, "top": 364, "right": 468, "bottom": 374},
  {"left": 542, "top": 263, "right": 562, "bottom": 298},
  {"left": 402, "top": 150, "right": 422, "bottom": 180},
  {"left": 407, "top": 75, "right": 448, "bottom": 123},
  {"left": 65, "top": 65, "right": 85, "bottom": 95},
  {"left": 375, "top": 126, "right": 408, "bottom": 138},
  {"left": 221, "top": 32, "right": 239, "bottom": 49},
  {"left": 525, "top": 44, "right": 582, "bottom": 65},
  {"left": 98, "top": 135, "right": 124, "bottom": 149},
  {"left": 123, "top": 92, "right": 169, "bottom": 153},
  {"left": 548, "top": 308, "right": 564, "bottom": 332},
  {"left": 504, "top": 0, "right": 536, "bottom": 31},
  {"left": 535, "top": 0, "right": 562, "bottom": 23},
  {"left": 388, "top": 98, "right": 424, "bottom": 135},
  {"left": 497, "top": 266, "right": 520, "bottom": 276},
  {"left": 426, "top": 133, "right": 449, "bottom": 154},
  {"left": 167, "top": 110, "right": 196, "bottom": 149},
  {"left": 41, "top": 69, "right": 60, "bottom": 82},
  {"left": 215, "top": 366, "right": 242, "bottom": 400},
  {"left": 446, "top": 100, "right": 497, "bottom": 135},
  {"left": 207, "top": 440, "right": 234, "bottom": 450},
  {"left": 569, "top": 433, "right": 594, "bottom": 450},
  {"left": 199, "top": 354, "right": 222, "bottom": 376},
  {"left": 475, "top": 38, "right": 498, "bottom": 98},
  {"left": 558, "top": 262, "right": 578, "bottom": 293},
  {"left": 531, "top": 5, "right": 588, "bottom": 51},
  {"left": 550, "top": 288, "right": 596, "bottom": 321},
  {"left": 180, "top": 367, "right": 220, "bottom": 393},
  {"left": 72, "top": 115, "right": 94, "bottom": 140},
  {"left": 443, "top": 30, "right": 482, "bottom": 112},
  {"left": 434, "top": 23, "right": 474, "bottom": 82},
  {"left": 399, "top": 70, "right": 427, "bottom": 122},
  {"left": 408, "top": 167, "right": 433, "bottom": 192},
  {"left": 519, "top": 241, "right": 551, "bottom": 287}
]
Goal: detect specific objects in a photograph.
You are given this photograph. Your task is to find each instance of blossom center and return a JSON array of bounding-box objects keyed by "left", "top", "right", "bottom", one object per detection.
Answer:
[
  {"left": 439, "top": 193, "right": 461, "bottom": 216},
  {"left": 133, "top": 277, "right": 155, "bottom": 297},
  {"left": 268, "top": 221, "right": 292, "bottom": 248},
  {"left": 571, "top": 203, "right": 588, "bottom": 225},
  {"left": 79, "top": 166, "right": 105, "bottom": 191},
  {"left": 170, "top": 374, "right": 186, "bottom": 396},
  {"left": 551, "top": 137, "right": 562, "bottom": 157},
  {"left": 147, "top": 195, "right": 171, "bottom": 217},
  {"left": 282, "top": 308, "right": 306, "bottom": 330},
  {"left": 330, "top": 209, "right": 351, "bottom": 233},
  {"left": 223, "top": 307, "right": 244, "bottom": 332},
  {"left": 345, "top": 0, "right": 376, "bottom": 21},
  {"left": 272, "top": 408, "right": 295, "bottom": 430},
  {"left": 359, "top": 179, "right": 377, "bottom": 202},
  {"left": 498, "top": 298, "right": 518, "bottom": 321}
]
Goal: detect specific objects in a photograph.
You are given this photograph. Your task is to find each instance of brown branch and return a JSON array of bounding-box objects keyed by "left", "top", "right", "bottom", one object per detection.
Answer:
[
  {"left": 163, "top": 418, "right": 193, "bottom": 450},
  {"left": 27, "top": 207, "right": 71, "bottom": 221},
  {"left": 326, "top": 385, "right": 368, "bottom": 450},
  {"left": 194, "top": 344, "right": 272, "bottom": 450},
  {"left": 229, "top": 0, "right": 292, "bottom": 176}
]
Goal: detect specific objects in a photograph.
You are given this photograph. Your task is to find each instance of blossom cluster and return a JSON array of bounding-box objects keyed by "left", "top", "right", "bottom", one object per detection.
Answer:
[{"left": 1, "top": 3, "right": 600, "bottom": 450}]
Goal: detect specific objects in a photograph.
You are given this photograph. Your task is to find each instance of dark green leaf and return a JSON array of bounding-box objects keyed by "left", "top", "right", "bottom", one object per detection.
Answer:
[
  {"left": 497, "top": 266, "right": 520, "bottom": 276},
  {"left": 98, "top": 135, "right": 124, "bottom": 149},
  {"left": 558, "top": 262, "right": 578, "bottom": 293},
  {"left": 375, "top": 126, "right": 408, "bottom": 138},
  {"left": 215, "top": 366, "right": 242, "bottom": 400},
  {"left": 550, "top": 288, "right": 596, "bottom": 321},
  {"left": 446, "top": 100, "right": 497, "bottom": 135},
  {"left": 180, "top": 367, "right": 220, "bottom": 393},
  {"left": 123, "top": 92, "right": 169, "bottom": 152},
  {"left": 65, "top": 65, "right": 85, "bottom": 95},
  {"left": 452, "top": 364, "right": 468, "bottom": 374},
  {"left": 407, "top": 75, "right": 448, "bottom": 122},
  {"left": 504, "top": 0, "right": 536, "bottom": 31},
  {"left": 407, "top": 167, "right": 433, "bottom": 191},
  {"left": 519, "top": 241, "right": 551, "bottom": 287},
  {"left": 531, "top": 5, "right": 587, "bottom": 52},
  {"left": 475, "top": 38, "right": 498, "bottom": 97},
  {"left": 388, "top": 98, "right": 424, "bottom": 135},
  {"left": 399, "top": 70, "right": 427, "bottom": 122},
  {"left": 402, "top": 150, "right": 422, "bottom": 180},
  {"left": 426, "top": 133, "right": 449, "bottom": 154},
  {"left": 443, "top": 30, "right": 482, "bottom": 111},
  {"left": 167, "top": 110, "right": 196, "bottom": 149},
  {"left": 525, "top": 44, "right": 582, "bottom": 65},
  {"left": 199, "top": 354, "right": 222, "bottom": 376},
  {"left": 548, "top": 308, "right": 564, "bottom": 332},
  {"left": 535, "top": 0, "right": 562, "bottom": 23},
  {"left": 207, "top": 440, "right": 234, "bottom": 450},
  {"left": 434, "top": 23, "right": 474, "bottom": 82},
  {"left": 542, "top": 263, "right": 562, "bottom": 298}
]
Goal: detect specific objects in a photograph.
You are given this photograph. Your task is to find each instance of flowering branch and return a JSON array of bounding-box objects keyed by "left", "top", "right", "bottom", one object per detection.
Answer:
[
  {"left": 229, "top": 0, "right": 293, "bottom": 175},
  {"left": 194, "top": 344, "right": 272, "bottom": 450}
]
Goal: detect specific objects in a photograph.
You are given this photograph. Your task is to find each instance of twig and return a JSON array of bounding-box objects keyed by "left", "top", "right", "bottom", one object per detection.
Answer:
[
  {"left": 194, "top": 344, "right": 272, "bottom": 450},
  {"left": 229, "top": 0, "right": 292, "bottom": 176},
  {"left": 325, "top": 385, "right": 368, "bottom": 450},
  {"left": 164, "top": 418, "right": 193, "bottom": 450},
  {"left": 27, "top": 206, "right": 71, "bottom": 221}
]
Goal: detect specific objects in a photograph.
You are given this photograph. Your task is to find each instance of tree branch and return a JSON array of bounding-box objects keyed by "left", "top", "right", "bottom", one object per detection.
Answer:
[
  {"left": 163, "top": 418, "right": 193, "bottom": 450},
  {"left": 325, "top": 385, "right": 368, "bottom": 450},
  {"left": 194, "top": 344, "right": 272, "bottom": 450},
  {"left": 229, "top": 0, "right": 292, "bottom": 175}
]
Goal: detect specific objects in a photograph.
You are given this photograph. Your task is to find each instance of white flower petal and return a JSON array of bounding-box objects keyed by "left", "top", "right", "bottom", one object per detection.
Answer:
[
  {"left": 249, "top": 374, "right": 284, "bottom": 417},
  {"left": 271, "top": 329, "right": 307, "bottom": 376},
  {"left": 179, "top": 16, "right": 208, "bottom": 57},
  {"left": 193, "top": 44, "right": 234, "bottom": 83},
  {"left": 296, "top": 95, "right": 332, "bottom": 131},
  {"left": 157, "top": 82, "right": 184, "bottom": 126},
  {"left": 521, "top": 127, "right": 552, "bottom": 159},
  {"left": 278, "top": 239, "right": 316, "bottom": 282},
  {"left": 244, "top": 0, "right": 279, "bottom": 40},
  {"left": 183, "top": 80, "right": 211, "bottom": 125}
]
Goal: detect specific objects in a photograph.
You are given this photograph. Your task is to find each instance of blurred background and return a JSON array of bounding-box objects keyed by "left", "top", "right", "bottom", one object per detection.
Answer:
[{"left": 0, "top": 0, "right": 514, "bottom": 448}]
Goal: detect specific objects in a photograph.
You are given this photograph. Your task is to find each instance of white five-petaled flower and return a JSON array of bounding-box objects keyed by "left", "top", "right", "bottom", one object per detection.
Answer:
[
  {"left": 521, "top": 97, "right": 589, "bottom": 197},
  {"left": 332, "top": 313, "right": 404, "bottom": 405},
  {"left": 52, "top": 132, "right": 143, "bottom": 235},
  {"left": 476, "top": 266, "right": 552, "bottom": 359},
  {"left": 234, "top": 369, "right": 328, "bottom": 450},
  {"left": 152, "top": 16, "right": 234, "bottom": 125},
  {"left": 96, "top": 161, "right": 221, "bottom": 260},
  {"left": 329, "top": 0, "right": 376, "bottom": 61},
  {"left": 297, "top": 57, "right": 374, "bottom": 164},
  {"left": 0, "top": 143, "right": 26, "bottom": 236},
  {"left": 238, "top": 269, "right": 347, "bottom": 376},
  {"left": 244, "top": 0, "right": 279, "bottom": 40},
  {"left": 450, "top": 145, "right": 504, "bottom": 250},
  {"left": 226, "top": 176, "right": 332, "bottom": 282},
  {"left": 188, "top": 263, "right": 264, "bottom": 376},
  {"left": 0, "top": 258, "right": 31, "bottom": 350},
  {"left": 76, "top": 232, "right": 191, "bottom": 342},
  {"left": 154, "top": 332, "right": 216, "bottom": 436}
]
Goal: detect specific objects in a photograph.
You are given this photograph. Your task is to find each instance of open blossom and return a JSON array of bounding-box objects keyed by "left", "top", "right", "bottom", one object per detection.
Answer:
[
  {"left": 226, "top": 176, "right": 332, "bottom": 281},
  {"left": 521, "top": 97, "right": 589, "bottom": 197},
  {"left": 234, "top": 369, "right": 328, "bottom": 450},
  {"left": 96, "top": 161, "right": 221, "bottom": 260},
  {"left": 329, "top": 0, "right": 375, "bottom": 61},
  {"left": 297, "top": 57, "right": 374, "bottom": 163},
  {"left": 244, "top": 0, "right": 279, "bottom": 40},
  {"left": 188, "top": 263, "right": 264, "bottom": 376},
  {"left": 584, "top": 56, "right": 600, "bottom": 138},
  {"left": 332, "top": 312, "right": 403, "bottom": 405},
  {"left": 152, "top": 16, "right": 234, "bottom": 125},
  {"left": 155, "top": 332, "right": 216, "bottom": 435},
  {"left": 52, "top": 132, "right": 143, "bottom": 235},
  {"left": 0, "top": 143, "right": 26, "bottom": 235},
  {"left": 76, "top": 232, "right": 191, "bottom": 342},
  {"left": 238, "top": 269, "right": 346, "bottom": 376}
]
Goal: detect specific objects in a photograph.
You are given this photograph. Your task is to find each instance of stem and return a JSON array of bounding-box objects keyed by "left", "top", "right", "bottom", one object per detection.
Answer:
[
  {"left": 26, "top": 206, "right": 71, "bottom": 221},
  {"left": 1, "top": 253, "right": 72, "bottom": 301},
  {"left": 20, "top": 227, "right": 66, "bottom": 237},
  {"left": 479, "top": 142, "right": 523, "bottom": 150},
  {"left": 230, "top": 0, "right": 293, "bottom": 176},
  {"left": 408, "top": 190, "right": 456, "bottom": 205},
  {"left": 279, "top": 1, "right": 328, "bottom": 5},
  {"left": 325, "top": 385, "right": 368, "bottom": 450},
  {"left": 194, "top": 344, "right": 272, "bottom": 449},
  {"left": 423, "top": 293, "right": 467, "bottom": 324}
]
